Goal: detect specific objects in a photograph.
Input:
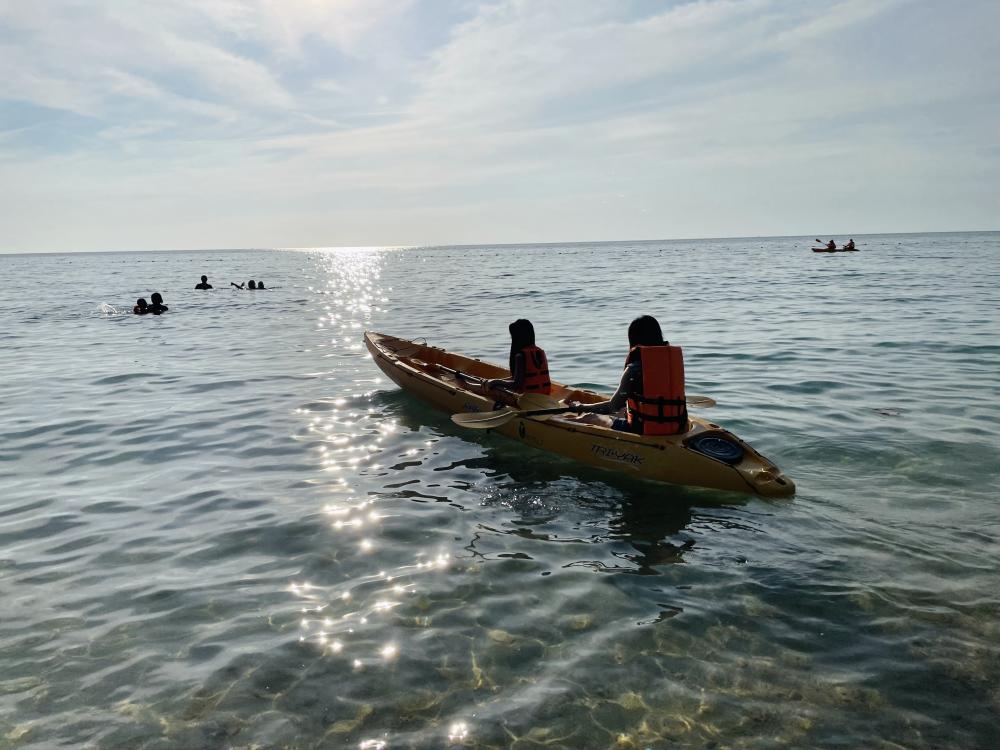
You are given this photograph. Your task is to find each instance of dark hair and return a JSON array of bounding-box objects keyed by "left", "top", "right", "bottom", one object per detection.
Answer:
[
  {"left": 508, "top": 319, "right": 536, "bottom": 374},
  {"left": 628, "top": 315, "right": 664, "bottom": 347},
  {"left": 201, "top": 275, "right": 208, "bottom": 282},
  {"left": 248, "top": 280, "right": 256, "bottom": 289},
  {"left": 151, "top": 292, "right": 163, "bottom": 305},
  {"left": 256, "top": 280, "right": 265, "bottom": 288},
  {"left": 136, "top": 298, "right": 147, "bottom": 308}
]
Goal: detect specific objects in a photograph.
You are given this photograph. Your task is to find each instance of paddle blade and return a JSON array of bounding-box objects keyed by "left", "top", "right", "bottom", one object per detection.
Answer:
[
  {"left": 687, "top": 395, "right": 716, "bottom": 408},
  {"left": 451, "top": 408, "right": 517, "bottom": 430},
  {"left": 516, "top": 393, "right": 563, "bottom": 410}
]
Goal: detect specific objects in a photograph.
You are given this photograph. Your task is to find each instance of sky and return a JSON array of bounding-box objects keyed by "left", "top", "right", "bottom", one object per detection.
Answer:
[{"left": 1, "top": 0, "right": 998, "bottom": 252}]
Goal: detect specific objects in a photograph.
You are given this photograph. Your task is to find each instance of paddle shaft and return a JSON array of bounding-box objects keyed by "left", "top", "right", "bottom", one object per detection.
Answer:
[
  {"left": 434, "top": 363, "right": 484, "bottom": 383},
  {"left": 427, "top": 362, "right": 524, "bottom": 399},
  {"left": 451, "top": 405, "right": 589, "bottom": 429}
]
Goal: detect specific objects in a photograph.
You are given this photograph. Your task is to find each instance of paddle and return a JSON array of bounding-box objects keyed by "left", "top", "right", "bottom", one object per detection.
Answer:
[
  {"left": 451, "top": 402, "right": 590, "bottom": 429},
  {"left": 430, "top": 362, "right": 485, "bottom": 384},
  {"left": 451, "top": 392, "right": 716, "bottom": 430},
  {"left": 387, "top": 344, "right": 487, "bottom": 382}
]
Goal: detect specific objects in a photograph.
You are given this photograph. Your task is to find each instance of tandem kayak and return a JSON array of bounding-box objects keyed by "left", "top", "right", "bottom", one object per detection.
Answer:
[
  {"left": 365, "top": 331, "right": 795, "bottom": 498},
  {"left": 812, "top": 248, "right": 859, "bottom": 253}
]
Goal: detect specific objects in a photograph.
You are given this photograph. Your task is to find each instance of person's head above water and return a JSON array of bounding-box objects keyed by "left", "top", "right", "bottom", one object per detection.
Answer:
[
  {"left": 135, "top": 298, "right": 147, "bottom": 309},
  {"left": 151, "top": 292, "right": 164, "bottom": 305},
  {"left": 201, "top": 275, "right": 208, "bottom": 283},
  {"left": 628, "top": 315, "right": 665, "bottom": 347},
  {"left": 256, "top": 280, "right": 265, "bottom": 289},
  {"left": 248, "top": 280, "right": 257, "bottom": 289}
]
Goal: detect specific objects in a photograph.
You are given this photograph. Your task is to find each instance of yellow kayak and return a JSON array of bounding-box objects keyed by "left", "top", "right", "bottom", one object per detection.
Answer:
[{"left": 365, "top": 331, "right": 795, "bottom": 498}]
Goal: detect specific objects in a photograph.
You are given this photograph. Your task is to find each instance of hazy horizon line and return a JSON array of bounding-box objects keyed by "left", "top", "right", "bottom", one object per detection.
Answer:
[{"left": 2, "top": 229, "right": 998, "bottom": 257}]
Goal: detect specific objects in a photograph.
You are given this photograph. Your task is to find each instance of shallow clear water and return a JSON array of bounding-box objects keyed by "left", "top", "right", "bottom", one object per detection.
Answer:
[{"left": 1, "top": 234, "right": 999, "bottom": 749}]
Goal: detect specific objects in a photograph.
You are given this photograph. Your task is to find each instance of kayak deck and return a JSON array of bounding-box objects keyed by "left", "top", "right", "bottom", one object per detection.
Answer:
[{"left": 364, "top": 331, "right": 795, "bottom": 498}]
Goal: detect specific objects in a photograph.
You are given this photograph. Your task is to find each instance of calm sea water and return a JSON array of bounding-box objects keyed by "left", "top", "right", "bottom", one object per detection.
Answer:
[{"left": 1, "top": 233, "right": 999, "bottom": 749}]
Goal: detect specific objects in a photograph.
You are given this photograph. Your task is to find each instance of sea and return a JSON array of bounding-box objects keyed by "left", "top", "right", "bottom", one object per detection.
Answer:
[{"left": 1, "top": 232, "right": 998, "bottom": 749}]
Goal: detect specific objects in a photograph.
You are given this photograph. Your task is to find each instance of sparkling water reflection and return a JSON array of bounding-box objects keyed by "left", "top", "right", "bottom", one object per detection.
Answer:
[{"left": 0, "top": 234, "right": 998, "bottom": 748}]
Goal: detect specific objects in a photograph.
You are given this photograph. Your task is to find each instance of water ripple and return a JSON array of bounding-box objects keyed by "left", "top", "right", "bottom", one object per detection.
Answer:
[{"left": 0, "top": 236, "right": 998, "bottom": 748}]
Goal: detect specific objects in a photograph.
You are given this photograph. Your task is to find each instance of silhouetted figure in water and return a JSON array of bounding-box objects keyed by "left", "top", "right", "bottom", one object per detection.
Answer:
[
  {"left": 148, "top": 292, "right": 168, "bottom": 314},
  {"left": 248, "top": 280, "right": 257, "bottom": 290},
  {"left": 231, "top": 280, "right": 257, "bottom": 290},
  {"left": 133, "top": 298, "right": 149, "bottom": 315},
  {"left": 195, "top": 275, "right": 213, "bottom": 290},
  {"left": 256, "top": 280, "right": 265, "bottom": 289}
]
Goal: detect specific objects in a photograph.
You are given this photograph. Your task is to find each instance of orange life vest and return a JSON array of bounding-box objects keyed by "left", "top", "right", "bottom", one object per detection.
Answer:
[
  {"left": 625, "top": 345, "right": 687, "bottom": 435},
  {"left": 519, "top": 345, "right": 551, "bottom": 394}
]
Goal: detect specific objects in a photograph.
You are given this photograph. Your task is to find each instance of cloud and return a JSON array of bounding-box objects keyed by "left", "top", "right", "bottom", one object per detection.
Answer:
[
  {"left": 1, "top": 0, "right": 998, "bottom": 250},
  {"left": 0, "top": 0, "right": 415, "bottom": 123}
]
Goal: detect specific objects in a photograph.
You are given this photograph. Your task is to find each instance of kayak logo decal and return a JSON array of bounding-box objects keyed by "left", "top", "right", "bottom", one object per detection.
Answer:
[{"left": 591, "top": 444, "right": 644, "bottom": 467}]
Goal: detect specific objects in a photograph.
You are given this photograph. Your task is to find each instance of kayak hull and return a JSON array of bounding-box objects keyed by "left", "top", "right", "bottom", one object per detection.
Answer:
[
  {"left": 812, "top": 248, "right": 859, "bottom": 252},
  {"left": 365, "top": 332, "right": 795, "bottom": 498}
]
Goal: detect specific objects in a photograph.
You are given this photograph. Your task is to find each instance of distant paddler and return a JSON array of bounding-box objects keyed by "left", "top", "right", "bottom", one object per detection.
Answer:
[{"left": 816, "top": 238, "right": 837, "bottom": 250}]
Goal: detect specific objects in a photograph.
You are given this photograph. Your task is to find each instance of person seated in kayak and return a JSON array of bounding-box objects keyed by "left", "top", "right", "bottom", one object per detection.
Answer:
[
  {"left": 845, "top": 239, "right": 856, "bottom": 250},
  {"left": 195, "top": 275, "right": 213, "bottom": 289},
  {"left": 568, "top": 315, "right": 688, "bottom": 435},
  {"left": 147, "top": 292, "right": 169, "bottom": 314},
  {"left": 484, "top": 319, "right": 552, "bottom": 396},
  {"left": 825, "top": 239, "right": 837, "bottom": 250},
  {"left": 133, "top": 298, "right": 149, "bottom": 315}
]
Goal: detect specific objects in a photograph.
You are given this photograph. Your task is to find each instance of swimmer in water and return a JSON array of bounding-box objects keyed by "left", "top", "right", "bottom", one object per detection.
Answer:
[
  {"left": 133, "top": 298, "right": 149, "bottom": 315},
  {"left": 256, "top": 280, "right": 265, "bottom": 289},
  {"left": 195, "top": 275, "right": 213, "bottom": 290},
  {"left": 147, "top": 292, "right": 168, "bottom": 314},
  {"left": 248, "top": 280, "right": 257, "bottom": 290}
]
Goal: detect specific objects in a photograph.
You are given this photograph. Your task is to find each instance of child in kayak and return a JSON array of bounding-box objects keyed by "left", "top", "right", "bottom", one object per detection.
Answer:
[
  {"left": 569, "top": 315, "right": 688, "bottom": 435},
  {"left": 485, "top": 319, "right": 552, "bottom": 396}
]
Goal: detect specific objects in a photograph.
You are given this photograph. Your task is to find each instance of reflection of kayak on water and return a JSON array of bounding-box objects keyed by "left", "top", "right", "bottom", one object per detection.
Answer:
[
  {"left": 364, "top": 331, "right": 795, "bottom": 497},
  {"left": 812, "top": 248, "right": 859, "bottom": 253}
]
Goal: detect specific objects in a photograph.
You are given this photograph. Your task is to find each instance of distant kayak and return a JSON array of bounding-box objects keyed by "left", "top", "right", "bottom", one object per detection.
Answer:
[{"left": 812, "top": 248, "right": 859, "bottom": 253}]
